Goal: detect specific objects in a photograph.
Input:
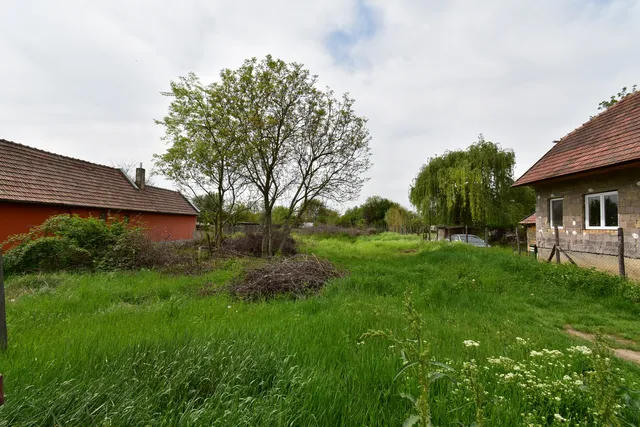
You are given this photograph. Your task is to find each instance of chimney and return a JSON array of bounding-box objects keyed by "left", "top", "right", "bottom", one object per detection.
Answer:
[{"left": 135, "top": 163, "right": 145, "bottom": 190}]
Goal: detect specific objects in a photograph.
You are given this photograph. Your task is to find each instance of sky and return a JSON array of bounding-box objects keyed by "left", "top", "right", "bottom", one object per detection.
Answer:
[{"left": 1, "top": 0, "right": 639, "bottom": 211}]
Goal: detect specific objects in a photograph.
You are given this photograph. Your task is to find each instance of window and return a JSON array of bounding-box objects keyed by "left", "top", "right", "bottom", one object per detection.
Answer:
[
  {"left": 549, "top": 198, "right": 563, "bottom": 228},
  {"left": 585, "top": 191, "right": 618, "bottom": 229},
  {"left": 99, "top": 212, "right": 107, "bottom": 221}
]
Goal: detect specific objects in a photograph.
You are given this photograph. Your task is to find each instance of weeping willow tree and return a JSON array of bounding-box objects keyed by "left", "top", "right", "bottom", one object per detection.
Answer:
[{"left": 409, "top": 135, "right": 534, "bottom": 228}]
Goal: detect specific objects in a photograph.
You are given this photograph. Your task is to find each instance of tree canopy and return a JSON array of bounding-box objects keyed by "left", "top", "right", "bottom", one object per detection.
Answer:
[
  {"left": 155, "top": 56, "right": 372, "bottom": 255},
  {"left": 409, "top": 136, "right": 534, "bottom": 228}
]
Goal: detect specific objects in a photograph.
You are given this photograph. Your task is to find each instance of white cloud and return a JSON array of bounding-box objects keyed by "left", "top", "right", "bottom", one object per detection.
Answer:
[{"left": 1, "top": 0, "right": 639, "bottom": 210}]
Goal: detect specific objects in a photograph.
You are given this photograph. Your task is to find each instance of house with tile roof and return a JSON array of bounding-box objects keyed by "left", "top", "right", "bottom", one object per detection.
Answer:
[
  {"left": 0, "top": 139, "right": 198, "bottom": 247},
  {"left": 513, "top": 91, "right": 640, "bottom": 260}
]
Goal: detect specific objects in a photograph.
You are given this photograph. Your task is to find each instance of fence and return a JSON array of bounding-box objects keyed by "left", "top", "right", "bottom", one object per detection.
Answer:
[{"left": 527, "top": 226, "right": 640, "bottom": 281}]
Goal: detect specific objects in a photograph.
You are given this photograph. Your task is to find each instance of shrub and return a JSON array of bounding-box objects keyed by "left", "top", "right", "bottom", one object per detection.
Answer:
[
  {"left": 1, "top": 214, "right": 205, "bottom": 276},
  {"left": 3, "top": 237, "right": 93, "bottom": 275}
]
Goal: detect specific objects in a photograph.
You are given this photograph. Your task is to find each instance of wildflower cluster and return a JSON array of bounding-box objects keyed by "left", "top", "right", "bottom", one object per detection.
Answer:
[{"left": 365, "top": 299, "right": 638, "bottom": 426}]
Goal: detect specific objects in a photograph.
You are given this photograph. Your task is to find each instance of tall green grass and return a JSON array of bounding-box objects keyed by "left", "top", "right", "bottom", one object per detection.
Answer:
[{"left": 0, "top": 234, "right": 638, "bottom": 426}]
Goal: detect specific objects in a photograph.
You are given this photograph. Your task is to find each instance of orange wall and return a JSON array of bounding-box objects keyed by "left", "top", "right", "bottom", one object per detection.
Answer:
[{"left": 0, "top": 201, "right": 196, "bottom": 247}]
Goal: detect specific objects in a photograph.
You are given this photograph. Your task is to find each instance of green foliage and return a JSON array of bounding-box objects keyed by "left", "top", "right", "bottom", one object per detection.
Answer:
[
  {"left": 409, "top": 135, "right": 535, "bottom": 228},
  {"left": 598, "top": 85, "right": 637, "bottom": 111},
  {"left": 0, "top": 214, "right": 202, "bottom": 276},
  {"left": 271, "top": 206, "right": 290, "bottom": 226},
  {"left": 154, "top": 72, "right": 246, "bottom": 247},
  {"left": 337, "top": 196, "right": 401, "bottom": 229},
  {"left": 3, "top": 237, "right": 92, "bottom": 275},
  {"left": 385, "top": 205, "right": 423, "bottom": 233},
  {"left": 361, "top": 196, "right": 397, "bottom": 227},
  {"left": 3, "top": 215, "right": 132, "bottom": 275},
  {"left": 336, "top": 205, "right": 365, "bottom": 227},
  {"left": 299, "top": 199, "right": 340, "bottom": 225},
  {"left": 363, "top": 294, "right": 455, "bottom": 427},
  {"left": 175, "top": 55, "right": 371, "bottom": 256},
  {"left": 193, "top": 195, "right": 258, "bottom": 226}
]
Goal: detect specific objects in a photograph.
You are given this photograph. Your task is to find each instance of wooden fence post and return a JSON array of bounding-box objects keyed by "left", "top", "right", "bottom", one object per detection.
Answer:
[
  {"left": 618, "top": 227, "right": 626, "bottom": 277},
  {"left": 484, "top": 227, "right": 488, "bottom": 247},
  {"left": 465, "top": 225, "right": 469, "bottom": 243},
  {"left": 554, "top": 225, "right": 561, "bottom": 264},
  {"left": 448, "top": 227, "right": 452, "bottom": 242},
  {"left": 0, "top": 249, "right": 7, "bottom": 351},
  {"left": 516, "top": 226, "right": 521, "bottom": 255}
]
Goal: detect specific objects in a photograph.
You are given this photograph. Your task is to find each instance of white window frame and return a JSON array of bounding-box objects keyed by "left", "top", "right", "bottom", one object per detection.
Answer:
[
  {"left": 585, "top": 191, "right": 619, "bottom": 230},
  {"left": 549, "top": 198, "right": 564, "bottom": 229}
]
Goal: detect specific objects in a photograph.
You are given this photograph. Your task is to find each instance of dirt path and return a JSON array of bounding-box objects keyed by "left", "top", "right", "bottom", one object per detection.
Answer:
[{"left": 564, "top": 325, "right": 640, "bottom": 365}]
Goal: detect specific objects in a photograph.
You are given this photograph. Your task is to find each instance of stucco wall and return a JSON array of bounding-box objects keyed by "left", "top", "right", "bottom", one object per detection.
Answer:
[
  {"left": 0, "top": 201, "right": 196, "bottom": 248},
  {"left": 532, "top": 169, "right": 640, "bottom": 258}
]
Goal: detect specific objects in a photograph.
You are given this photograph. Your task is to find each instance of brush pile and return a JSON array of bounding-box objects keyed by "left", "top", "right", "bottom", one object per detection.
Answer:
[{"left": 228, "top": 255, "right": 344, "bottom": 300}]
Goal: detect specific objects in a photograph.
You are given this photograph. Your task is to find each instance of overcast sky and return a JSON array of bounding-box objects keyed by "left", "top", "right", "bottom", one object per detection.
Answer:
[{"left": 1, "top": 0, "right": 639, "bottom": 210}]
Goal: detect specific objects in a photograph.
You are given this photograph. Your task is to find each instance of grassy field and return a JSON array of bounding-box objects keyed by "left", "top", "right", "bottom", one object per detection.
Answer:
[{"left": 1, "top": 233, "right": 639, "bottom": 426}]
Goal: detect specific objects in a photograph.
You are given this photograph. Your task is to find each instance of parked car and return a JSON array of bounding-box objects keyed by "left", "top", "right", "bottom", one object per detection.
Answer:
[{"left": 450, "top": 234, "right": 490, "bottom": 247}]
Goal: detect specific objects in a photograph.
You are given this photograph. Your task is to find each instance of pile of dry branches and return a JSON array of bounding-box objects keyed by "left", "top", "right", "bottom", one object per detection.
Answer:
[{"left": 227, "top": 255, "right": 344, "bottom": 300}]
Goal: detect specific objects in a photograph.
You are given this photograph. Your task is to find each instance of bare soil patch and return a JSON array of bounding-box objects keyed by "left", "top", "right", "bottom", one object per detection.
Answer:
[{"left": 565, "top": 325, "right": 640, "bottom": 365}]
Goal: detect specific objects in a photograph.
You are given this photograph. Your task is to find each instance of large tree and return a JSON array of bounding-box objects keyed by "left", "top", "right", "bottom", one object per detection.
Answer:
[
  {"left": 409, "top": 136, "right": 534, "bottom": 228},
  {"left": 154, "top": 73, "right": 246, "bottom": 247},
  {"left": 218, "top": 56, "right": 371, "bottom": 256},
  {"left": 156, "top": 56, "right": 371, "bottom": 256}
]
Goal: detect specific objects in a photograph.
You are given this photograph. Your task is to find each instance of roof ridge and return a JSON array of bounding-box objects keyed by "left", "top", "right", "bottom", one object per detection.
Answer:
[
  {"left": 0, "top": 138, "right": 198, "bottom": 215},
  {"left": 0, "top": 138, "right": 122, "bottom": 171}
]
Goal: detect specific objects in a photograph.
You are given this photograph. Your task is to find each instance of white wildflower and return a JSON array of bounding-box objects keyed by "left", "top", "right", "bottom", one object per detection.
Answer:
[
  {"left": 516, "top": 337, "right": 528, "bottom": 344},
  {"left": 567, "top": 346, "right": 592, "bottom": 355},
  {"left": 463, "top": 340, "right": 480, "bottom": 347},
  {"left": 530, "top": 350, "right": 544, "bottom": 357},
  {"left": 554, "top": 413, "right": 566, "bottom": 422}
]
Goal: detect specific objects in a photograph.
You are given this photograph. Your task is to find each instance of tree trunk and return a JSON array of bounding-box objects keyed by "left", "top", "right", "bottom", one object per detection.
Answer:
[
  {"left": 262, "top": 205, "right": 272, "bottom": 258},
  {"left": 215, "top": 193, "right": 224, "bottom": 248}
]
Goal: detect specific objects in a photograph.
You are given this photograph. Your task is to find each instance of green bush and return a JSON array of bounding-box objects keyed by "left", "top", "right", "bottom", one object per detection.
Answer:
[
  {"left": 3, "top": 237, "right": 92, "bottom": 274},
  {"left": 3, "top": 214, "right": 137, "bottom": 276}
]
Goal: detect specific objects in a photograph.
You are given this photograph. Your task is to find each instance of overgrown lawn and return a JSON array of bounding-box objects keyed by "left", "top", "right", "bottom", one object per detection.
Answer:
[{"left": 1, "top": 234, "right": 639, "bottom": 426}]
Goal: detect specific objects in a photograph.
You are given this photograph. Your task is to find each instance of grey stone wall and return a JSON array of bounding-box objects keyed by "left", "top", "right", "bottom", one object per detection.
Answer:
[{"left": 533, "top": 169, "right": 640, "bottom": 259}]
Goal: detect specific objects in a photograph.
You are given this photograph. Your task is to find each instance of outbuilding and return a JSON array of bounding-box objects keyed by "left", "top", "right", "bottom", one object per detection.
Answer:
[{"left": 0, "top": 139, "right": 198, "bottom": 247}]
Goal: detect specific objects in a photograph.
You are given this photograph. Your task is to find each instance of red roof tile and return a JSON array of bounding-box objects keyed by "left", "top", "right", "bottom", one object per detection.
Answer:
[
  {"left": 0, "top": 139, "right": 198, "bottom": 216},
  {"left": 519, "top": 213, "right": 536, "bottom": 225},
  {"left": 514, "top": 91, "right": 640, "bottom": 186}
]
